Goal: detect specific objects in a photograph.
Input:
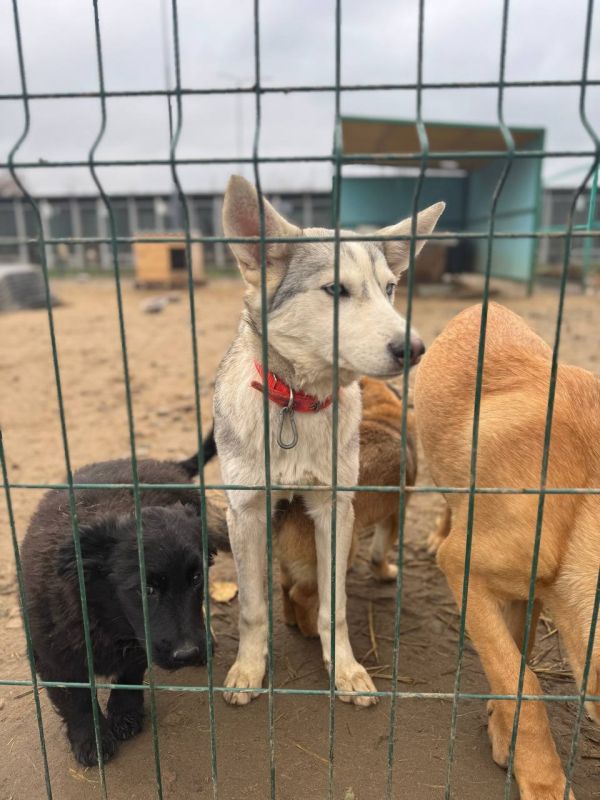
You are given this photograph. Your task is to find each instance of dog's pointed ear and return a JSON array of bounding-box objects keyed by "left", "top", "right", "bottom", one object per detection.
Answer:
[
  {"left": 56, "top": 517, "right": 119, "bottom": 580},
  {"left": 223, "top": 175, "right": 300, "bottom": 286},
  {"left": 376, "top": 201, "right": 445, "bottom": 277}
]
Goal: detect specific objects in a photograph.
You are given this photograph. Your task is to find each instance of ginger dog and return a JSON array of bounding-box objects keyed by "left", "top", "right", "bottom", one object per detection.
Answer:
[
  {"left": 276, "top": 377, "right": 417, "bottom": 637},
  {"left": 414, "top": 302, "right": 599, "bottom": 800}
]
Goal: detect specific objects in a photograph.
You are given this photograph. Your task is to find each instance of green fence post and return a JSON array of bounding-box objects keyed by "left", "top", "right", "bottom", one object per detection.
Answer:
[
  {"left": 503, "top": 0, "right": 599, "bottom": 795},
  {"left": 385, "top": 1, "right": 429, "bottom": 796},
  {"left": 444, "top": 1, "right": 516, "bottom": 796},
  {"left": 167, "top": 1, "right": 220, "bottom": 795},
  {"left": 88, "top": 2, "right": 165, "bottom": 796},
  {"left": 252, "top": 2, "right": 277, "bottom": 796},
  {"left": 0, "top": 431, "right": 53, "bottom": 799},
  {"left": 8, "top": 1, "right": 111, "bottom": 793},
  {"left": 327, "top": 2, "right": 344, "bottom": 796},
  {"left": 581, "top": 164, "right": 598, "bottom": 291}
]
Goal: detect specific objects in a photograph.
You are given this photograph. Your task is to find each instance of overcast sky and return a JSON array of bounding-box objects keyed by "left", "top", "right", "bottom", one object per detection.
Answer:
[{"left": 0, "top": 0, "right": 599, "bottom": 196}]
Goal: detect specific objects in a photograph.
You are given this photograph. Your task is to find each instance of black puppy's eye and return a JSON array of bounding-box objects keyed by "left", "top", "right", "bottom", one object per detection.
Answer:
[
  {"left": 146, "top": 584, "right": 157, "bottom": 596},
  {"left": 322, "top": 283, "right": 349, "bottom": 298},
  {"left": 192, "top": 572, "right": 202, "bottom": 587},
  {"left": 386, "top": 282, "right": 396, "bottom": 298}
]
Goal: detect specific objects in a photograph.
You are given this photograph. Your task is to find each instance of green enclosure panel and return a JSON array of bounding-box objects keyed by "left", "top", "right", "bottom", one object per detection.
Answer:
[
  {"left": 340, "top": 175, "right": 466, "bottom": 230},
  {"left": 340, "top": 131, "right": 544, "bottom": 285},
  {"left": 465, "top": 133, "right": 544, "bottom": 283}
]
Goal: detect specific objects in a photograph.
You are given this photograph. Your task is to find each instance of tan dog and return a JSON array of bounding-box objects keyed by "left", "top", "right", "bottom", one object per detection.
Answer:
[
  {"left": 414, "top": 302, "right": 599, "bottom": 800},
  {"left": 276, "top": 377, "right": 417, "bottom": 638}
]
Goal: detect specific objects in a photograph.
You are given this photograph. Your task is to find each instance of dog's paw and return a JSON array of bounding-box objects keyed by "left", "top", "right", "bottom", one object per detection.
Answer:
[
  {"left": 70, "top": 727, "right": 118, "bottom": 767},
  {"left": 296, "top": 613, "right": 319, "bottom": 639},
  {"left": 109, "top": 708, "right": 145, "bottom": 741},
  {"left": 371, "top": 560, "right": 399, "bottom": 582},
  {"left": 223, "top": 661, "right": 265, "bottom": 706},
  {"left": 335, "top": 663, "right": 378, "bottom": 707},
  {"left": 518, "top": 779, "right": 575, "bottom": 800},
  {"left": 487, "top": 700, "right": 510, "bottom": 768},
  {"left": 487, "top": 702, "right": 575, "bottom": 800}
]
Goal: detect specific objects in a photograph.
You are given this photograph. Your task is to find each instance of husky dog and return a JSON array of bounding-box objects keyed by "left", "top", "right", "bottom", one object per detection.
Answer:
[{"left": 214, "top": 175, "right": 444, "bottom": 706}]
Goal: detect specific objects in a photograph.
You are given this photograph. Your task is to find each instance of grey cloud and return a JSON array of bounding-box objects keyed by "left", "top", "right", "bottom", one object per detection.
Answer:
[{"left": 1, "top": 0, "right": 598, "bottom": 196}]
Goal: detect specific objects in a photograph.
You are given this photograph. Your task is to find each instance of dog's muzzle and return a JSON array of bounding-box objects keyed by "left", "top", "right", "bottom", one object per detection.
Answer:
[{"left": 388, "top": 337, "right": 426, "bottom": 367}]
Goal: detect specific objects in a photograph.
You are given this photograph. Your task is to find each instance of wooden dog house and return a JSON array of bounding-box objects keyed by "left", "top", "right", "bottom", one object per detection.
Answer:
[{"left": 133, "top": 232, "right": 205, "bottom": 288}]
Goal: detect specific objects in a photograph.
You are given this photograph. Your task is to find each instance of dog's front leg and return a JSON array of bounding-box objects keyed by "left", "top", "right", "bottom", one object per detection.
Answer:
[
  {"left": 223, "top": 501, "right": 268, "bottom": 705},
  {"left": 107, "top": 656, "right": 146, "bottom": 741},
  {"left": 439, "top": 538, "right": 573, "bottom": 800},
  {"left": 45, "top": 681, "right": 116, "bottom": 766},
  {"left": 306, "top": 493, "right": 378, "bottom": 707}
]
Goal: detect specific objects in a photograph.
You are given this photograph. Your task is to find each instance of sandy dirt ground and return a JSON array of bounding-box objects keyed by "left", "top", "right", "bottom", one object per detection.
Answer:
[{"left": 0, "top": 277, "right": 599, "bottom": 800}]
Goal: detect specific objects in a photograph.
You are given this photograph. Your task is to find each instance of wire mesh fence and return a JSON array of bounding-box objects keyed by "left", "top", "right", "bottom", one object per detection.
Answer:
[{"left": 1, "top": 0, "right": 599, "bottom": 799}]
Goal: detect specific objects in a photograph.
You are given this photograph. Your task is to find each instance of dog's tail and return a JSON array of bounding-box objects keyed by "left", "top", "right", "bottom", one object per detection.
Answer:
[
  {"left": 179, "top": 428, "right": 230, "bottom": 551},
  {"left": 179, "top": 427, "right": 217, "bottom": 477}
]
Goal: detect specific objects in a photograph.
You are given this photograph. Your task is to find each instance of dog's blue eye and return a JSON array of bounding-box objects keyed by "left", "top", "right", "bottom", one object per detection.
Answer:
[
  {"left": 192, "top": 573, "right": 202, "bottom": 587},
  {"left": 386, "top": 282, "right": 396, "bottom": 298},
  {"left": 322, "top": 284, "right": 349, "bottom": 298}
]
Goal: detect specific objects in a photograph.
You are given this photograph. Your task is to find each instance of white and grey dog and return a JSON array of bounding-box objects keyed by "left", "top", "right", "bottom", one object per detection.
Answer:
[{"left": 214, "top": 175, "right": 444, "bottom": 706}]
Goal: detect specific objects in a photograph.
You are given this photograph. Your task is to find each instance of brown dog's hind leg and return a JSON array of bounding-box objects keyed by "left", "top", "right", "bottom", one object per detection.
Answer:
[
  {"left": 281, "top": 582, "right": 298, "bottom": 628},
  {"left": 546, "top": 595, "right": 600, "bottom": 727},
  {"left": 504, "top": 599, "right": 542, "bottom": 660},
  {"left": 427, "top": 504, "right": 451, "bottom": 556},
  {"left": 288, "top": 582, "right": 319, "bottom": 638},
  {"left": 560, "top": 626, "right": 600, "bottom": 727},
  {"left": 370, "top": 514, "right": 399, "bottom": 581},
  {"left": 439, "top": 535, "right": 572, "bottom": 800},
  {"left": 487, "top": 598, "right": 542, "bottom": 762}
]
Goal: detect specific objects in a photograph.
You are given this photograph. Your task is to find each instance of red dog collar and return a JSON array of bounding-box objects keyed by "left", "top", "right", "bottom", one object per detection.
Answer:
[{"left": 250, "top": 361, "right": 333, "bottom": 413}]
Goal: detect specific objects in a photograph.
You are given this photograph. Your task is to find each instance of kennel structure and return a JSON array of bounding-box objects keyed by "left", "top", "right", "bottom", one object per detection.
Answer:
[
  {"left": 339, "top": 117, "right": 545, "bottom": 291},
  {"left": 133, "top": 233, "right": 205, "bottom": 288}
]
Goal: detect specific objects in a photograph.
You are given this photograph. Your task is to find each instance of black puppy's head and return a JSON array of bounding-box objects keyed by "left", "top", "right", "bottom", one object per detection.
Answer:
[{"left": 58, "top": 504, "right": 218, "bottom": 670}]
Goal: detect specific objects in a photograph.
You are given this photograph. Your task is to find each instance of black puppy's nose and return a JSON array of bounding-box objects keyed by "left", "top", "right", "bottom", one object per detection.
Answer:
[
  {"left": 388, "top": 336, "right": 426, "bottom": 366},
  {"left": 171, "top": 644, "right": 200, "bottom": 664}
]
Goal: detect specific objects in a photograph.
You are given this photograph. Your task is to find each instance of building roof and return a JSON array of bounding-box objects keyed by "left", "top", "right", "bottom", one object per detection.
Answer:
[{"left": 341, "top": 116, "right": 545, "bottom": 171}]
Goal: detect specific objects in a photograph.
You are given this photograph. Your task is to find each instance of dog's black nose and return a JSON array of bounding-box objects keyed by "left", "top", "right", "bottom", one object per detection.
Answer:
[
  {"left": 171, "top": 644, "right": 200, "bottom": 665},
  {"left": 388, "top": 336, "right": 426, "bottom": 366}
]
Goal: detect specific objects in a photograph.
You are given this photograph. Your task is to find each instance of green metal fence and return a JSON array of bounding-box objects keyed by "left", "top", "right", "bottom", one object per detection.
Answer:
[{"left": 1, "top": 0, "right": 600, "bottom": 799}]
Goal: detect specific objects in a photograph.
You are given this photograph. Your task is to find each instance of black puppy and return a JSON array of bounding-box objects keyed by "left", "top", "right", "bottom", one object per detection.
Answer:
[{"left": 22, "top": 456, "right": 226, "bottom": 766}]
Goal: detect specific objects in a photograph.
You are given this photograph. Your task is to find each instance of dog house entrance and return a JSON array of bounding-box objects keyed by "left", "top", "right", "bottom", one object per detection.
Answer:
[
  {"left": 169, "top": 246, "right": 186, "bottom": 271},
  {"left": 133, "top": 234, "right": 205, "bottom": 288}
]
